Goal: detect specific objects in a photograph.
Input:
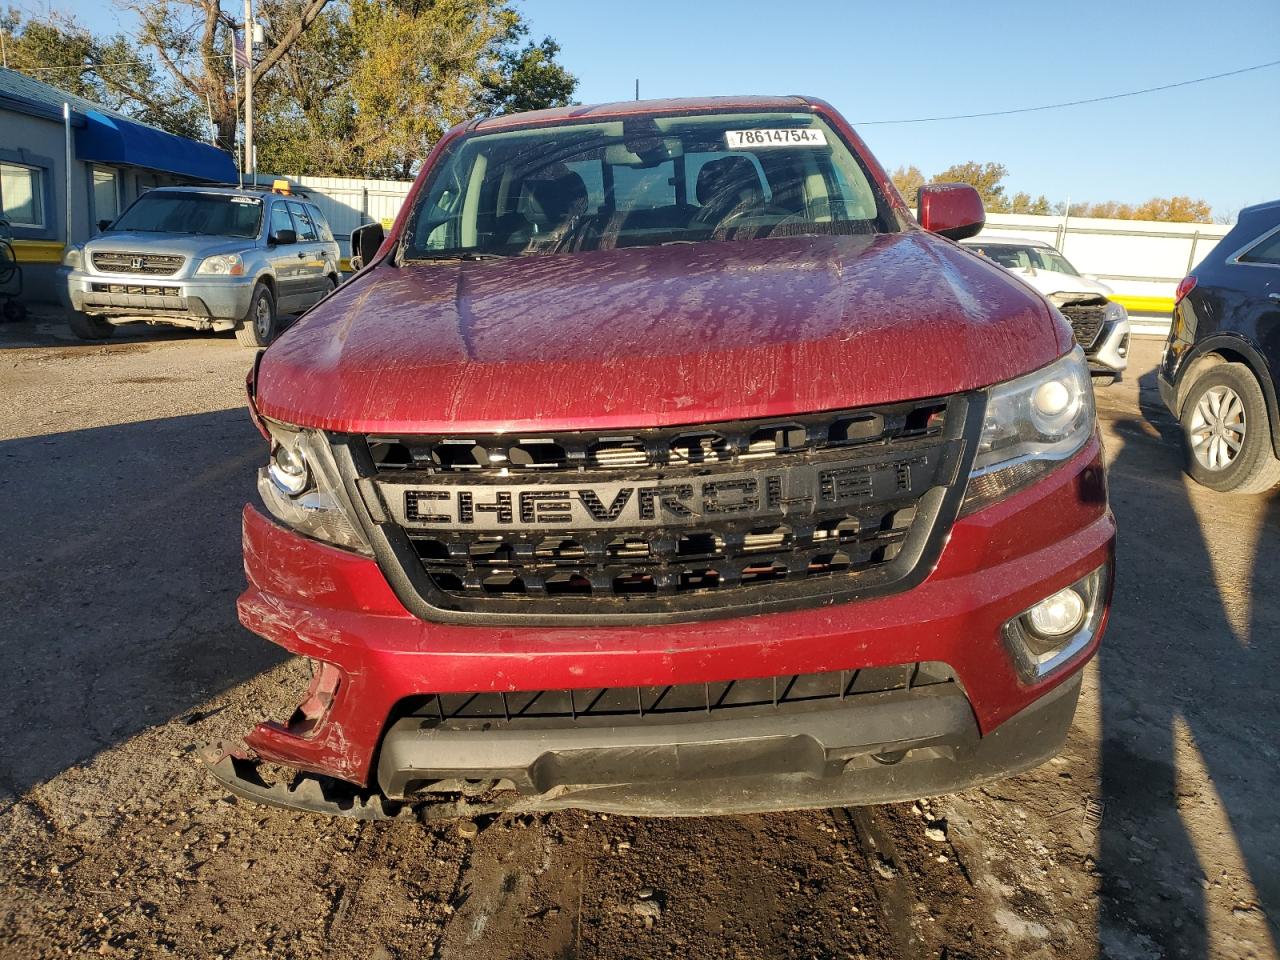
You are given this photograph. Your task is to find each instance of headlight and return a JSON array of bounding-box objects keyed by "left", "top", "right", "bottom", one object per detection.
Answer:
[
  {"left": 259, "top": 421, "right": 371, "bottom": 553},
  {"left": 196, "top": 252, "right": 246, "bottom": 276},
  {"left": 962, "top": 347, "right": 1096, "bottom": 513},
  {"left": 1102, "top": 300, "right": 1127, "bottom": 325},
  {"left": 62, "top": 245, "right": 83, "bottom": 269}
]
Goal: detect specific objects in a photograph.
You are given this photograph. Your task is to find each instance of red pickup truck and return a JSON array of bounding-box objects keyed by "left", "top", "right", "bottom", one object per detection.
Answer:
[{"left": 202, "top": 96, "right": 1115, "bottom": 819}]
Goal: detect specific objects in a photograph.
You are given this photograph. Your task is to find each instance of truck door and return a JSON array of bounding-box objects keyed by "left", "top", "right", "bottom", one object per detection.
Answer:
[{"left": 266, "top": 201, "right": 306, "bottom": 313}]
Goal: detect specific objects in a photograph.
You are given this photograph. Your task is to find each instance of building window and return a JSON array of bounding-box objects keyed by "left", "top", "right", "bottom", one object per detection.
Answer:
[
  {"left": 0, "top": 161, "right": 46, "bottom": 228},
  {"left": 92, "top": 166, "right": 121, "bottom": 227}
]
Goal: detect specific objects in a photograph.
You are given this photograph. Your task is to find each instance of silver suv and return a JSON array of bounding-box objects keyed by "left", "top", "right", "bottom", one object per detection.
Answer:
[{"left": 63, "top": 184, "right": 341, "bottom": 346}]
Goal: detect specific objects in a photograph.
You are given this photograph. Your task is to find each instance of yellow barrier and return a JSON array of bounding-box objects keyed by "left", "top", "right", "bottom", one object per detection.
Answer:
[
  {"left": 1112, "top": 294, "right": 1174, "bottom": 315},
  {"left": 9, "top": 240, "right": 65, "bottom": 264}
]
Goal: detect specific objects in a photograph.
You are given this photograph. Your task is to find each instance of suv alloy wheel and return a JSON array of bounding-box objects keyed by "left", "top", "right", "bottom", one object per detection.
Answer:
[{"left": 1181, "top": 362, "right": 1280, "bottom": 493}]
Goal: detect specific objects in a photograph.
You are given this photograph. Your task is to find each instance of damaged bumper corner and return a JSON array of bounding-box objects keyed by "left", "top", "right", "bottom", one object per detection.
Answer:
[{"left": 196, "top": 740, "right": 414, "bottom": 820}]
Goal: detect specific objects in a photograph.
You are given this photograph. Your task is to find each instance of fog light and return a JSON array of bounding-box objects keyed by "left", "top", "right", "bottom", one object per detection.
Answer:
[
  {"left": 1025, "top": 587, "right": 1086, "bottom": 638},
  {"left": 1002, "top": 563, "right": 1109, "bottom": 682}
]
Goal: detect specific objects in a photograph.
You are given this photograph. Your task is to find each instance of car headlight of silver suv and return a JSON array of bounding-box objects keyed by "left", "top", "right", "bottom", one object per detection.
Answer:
[
  {"left": 196, "top": 252, "right": 247, "bottom": 276},
  {"left": 259, "top": 421, "right": 371, "bottom": 554},
  {"left": 962, "top": 347, "right": 1096, "bottom": 513},
  {"left": 1102, "top": 299, "right": 1127, "bottom": 326}
]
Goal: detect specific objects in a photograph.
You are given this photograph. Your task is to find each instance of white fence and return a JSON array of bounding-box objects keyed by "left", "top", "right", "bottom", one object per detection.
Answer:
[
  {"left": 980, "top": 213, "right": 1232, "bottom": 334},
  {"left": 254, "top": 174, "right": 1230, "bottom": 335}
]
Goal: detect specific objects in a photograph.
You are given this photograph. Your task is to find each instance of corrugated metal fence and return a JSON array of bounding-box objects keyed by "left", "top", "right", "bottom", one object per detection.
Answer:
[{"left": 980, "top": 213, "right": 1232, "bottom": 333}]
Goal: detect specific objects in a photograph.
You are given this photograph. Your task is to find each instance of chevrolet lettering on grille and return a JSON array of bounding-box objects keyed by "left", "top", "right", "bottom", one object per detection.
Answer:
[{"left": 380, "top": 448, "right": 946, "bottom": 532}]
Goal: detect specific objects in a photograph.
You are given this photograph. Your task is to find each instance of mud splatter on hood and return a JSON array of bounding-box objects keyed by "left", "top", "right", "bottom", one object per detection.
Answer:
[{"left": 256, "top": 231, "right": 1066, "bottom": 434}]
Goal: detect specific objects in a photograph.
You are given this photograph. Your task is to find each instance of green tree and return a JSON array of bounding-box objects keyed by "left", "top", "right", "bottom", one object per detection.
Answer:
[
  {"left": 932, "top": 161, "right": 1010, "bottom": 213},
  {"left": 889, "top": 164, "right": 925, "bottom": 207},
  {"left": 1009, "top": 191, "right": 1052, "bottom": 216},
  {"left": 0, "top": 7, "right": 202, "bottom": 138},
  {"left": 257, "top": 0, "right": 578, "bottom": 178}
]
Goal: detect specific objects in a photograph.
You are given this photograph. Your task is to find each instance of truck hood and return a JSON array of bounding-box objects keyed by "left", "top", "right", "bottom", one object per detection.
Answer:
[{"left": 256, "top": 232, "right": 1068, "bottom": 434}]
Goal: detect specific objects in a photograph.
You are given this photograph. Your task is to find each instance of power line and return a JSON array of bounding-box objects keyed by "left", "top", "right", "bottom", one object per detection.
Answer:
[
  {"left": 13, "top": 52, "right": 233, "bottom": 72},
  {"left": 856, "top": 59, "right": 1280, "bottom": 125}
]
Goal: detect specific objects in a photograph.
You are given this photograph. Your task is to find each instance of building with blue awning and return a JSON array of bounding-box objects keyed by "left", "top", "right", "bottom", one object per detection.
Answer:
[{"left": 0, "top": 65, "right": 237, "bottom": 301}]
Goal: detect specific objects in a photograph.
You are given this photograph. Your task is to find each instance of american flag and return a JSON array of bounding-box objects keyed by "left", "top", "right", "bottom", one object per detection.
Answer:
[{"left": 234, "top": 30, "right": 250, "bottom": 69}]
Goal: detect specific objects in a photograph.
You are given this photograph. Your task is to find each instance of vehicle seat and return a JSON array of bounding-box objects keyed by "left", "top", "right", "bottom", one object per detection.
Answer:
[
  {"left": 692, "top": 156, "right": 766, "bottom": 228},
  {"left": 494, "top": 166, "right": 590, "bottom": 252}
]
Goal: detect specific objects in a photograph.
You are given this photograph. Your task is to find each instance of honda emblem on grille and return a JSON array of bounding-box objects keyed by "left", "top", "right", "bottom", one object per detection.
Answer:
[{"left": 130, "top": 257, "right": 145, "bottom": 270}]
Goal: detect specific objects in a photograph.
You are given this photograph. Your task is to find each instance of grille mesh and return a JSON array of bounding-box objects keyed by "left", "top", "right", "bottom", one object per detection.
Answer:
[
  {"left": 91, "top": 252, "right": 185, "bottom": 276},
  {"left": 350, "top": 395, "right": 971, "bottom": 619},
  {"left": 408, "top": 662, "right": 956, "bottom": 727},
  {"left": 1060, "top": 301, "right": 1106, "bottom": 350}
]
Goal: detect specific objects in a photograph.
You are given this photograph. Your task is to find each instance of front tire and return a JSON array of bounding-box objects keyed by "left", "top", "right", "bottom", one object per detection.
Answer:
[
  {"left": 68, "top": 310, "right": 114, "bottom": 340},
  {"left": 1180, "top": 362, "right": 1280, "bottom": 494},
  {"left": 235, "top": 282, "right": 277, "bottom": 347}
]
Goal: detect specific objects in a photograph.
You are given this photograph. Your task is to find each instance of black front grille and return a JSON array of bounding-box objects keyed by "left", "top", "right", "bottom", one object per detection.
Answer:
[
  {"left": 1059, "top": 300, "right": 1107, "bottom": 350},
  {"left": 407, "top": 662, "right": 956, "bottom": 728},
  {"left": 92, "top": 251, "right": 185, "bottom": 276},
  {"left": 335, "top": 395, "right": 980, "bottom": 624}
]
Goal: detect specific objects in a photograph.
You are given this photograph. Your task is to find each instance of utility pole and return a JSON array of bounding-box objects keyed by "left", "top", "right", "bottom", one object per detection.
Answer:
[{"left": 243, "top": 0, "right": 255, "bottom": 185}]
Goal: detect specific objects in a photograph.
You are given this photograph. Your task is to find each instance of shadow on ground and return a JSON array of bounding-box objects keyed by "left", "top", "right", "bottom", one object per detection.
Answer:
[
  {"left": 1098, "top": 366, "right": 1279, "bottom": 957},
  {"left": 0, "top": 408, "right": 284, "bottom": 796}
]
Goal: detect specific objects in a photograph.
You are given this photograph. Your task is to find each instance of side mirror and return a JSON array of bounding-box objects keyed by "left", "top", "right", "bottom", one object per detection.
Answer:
[
  {"left": 917, "top": 183, "right": 985, "bottom": 241},
  {"left": 349, "top": 221, "right": 385, "bottom": 271},
  {"left": 97, "top": 219, "right": 113, "bottom": 232},
  {"left": 269, "top": 228, "right": 297, "bottom": 246}
]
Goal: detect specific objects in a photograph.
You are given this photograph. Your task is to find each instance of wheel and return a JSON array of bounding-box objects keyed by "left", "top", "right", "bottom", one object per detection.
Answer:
[
  {"left": 1180, "top": 362, "right": 1280, "bottom": 494},
  {"left": 68, "top": 310, "right": 115, "bottom": 340},
  {"left": 2, "top": 300, "right": 26, "bottom": 323},
  {"left": 235, "top": 282, "right": 277, "bottom": 347}
]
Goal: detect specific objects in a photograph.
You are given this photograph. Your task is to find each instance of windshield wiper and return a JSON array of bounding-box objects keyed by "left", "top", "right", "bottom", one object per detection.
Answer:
[{"left": 406, "top": 251, "right": 509, "bottom": 262}]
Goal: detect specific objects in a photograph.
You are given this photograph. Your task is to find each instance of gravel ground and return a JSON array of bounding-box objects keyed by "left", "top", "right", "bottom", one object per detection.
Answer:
[{"left": 0, "top": 311, "right": 1276, "bottom": 959}]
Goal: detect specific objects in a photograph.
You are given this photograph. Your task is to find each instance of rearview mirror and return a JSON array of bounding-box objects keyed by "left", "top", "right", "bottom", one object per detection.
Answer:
[
  {"left": 269, "top": 228, "right": 297, "bottom": 246},
  {"left": 917, "top": 183, "right": 985, "bottom": 241},
  {"left": 349, "top": 221, "right": 385, "bottom": 271}
]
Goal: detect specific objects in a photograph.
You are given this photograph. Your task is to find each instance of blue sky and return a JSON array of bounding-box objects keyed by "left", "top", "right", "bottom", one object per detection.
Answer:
[{"left": 58, "top": 0, "right": 1280, "bottom": 218}]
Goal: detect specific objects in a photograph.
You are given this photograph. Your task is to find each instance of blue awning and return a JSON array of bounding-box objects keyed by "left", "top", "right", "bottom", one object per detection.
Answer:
[{"left": 75, "top": 109, "right": 237, "bottom": 183}]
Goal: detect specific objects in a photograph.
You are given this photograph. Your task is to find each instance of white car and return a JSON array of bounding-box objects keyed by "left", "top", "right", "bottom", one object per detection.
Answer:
[{"left": 961, "top": 236, "right": 1129, "bottom": 380}]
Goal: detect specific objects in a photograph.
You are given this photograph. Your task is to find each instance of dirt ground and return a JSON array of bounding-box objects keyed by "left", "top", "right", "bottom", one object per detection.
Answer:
[{"left": 0, "top": 311, "right": 1276, "bottom": 960}]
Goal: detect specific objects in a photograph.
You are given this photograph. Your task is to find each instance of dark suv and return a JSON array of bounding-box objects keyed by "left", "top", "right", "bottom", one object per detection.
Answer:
[{"left": 1160, "top": 199, "right": 1280, "bottom": 494}]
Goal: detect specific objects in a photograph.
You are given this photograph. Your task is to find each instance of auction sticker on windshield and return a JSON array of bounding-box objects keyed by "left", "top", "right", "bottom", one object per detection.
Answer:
[{"left": 725, "top": 128, "right": 828, "bottom": 149}]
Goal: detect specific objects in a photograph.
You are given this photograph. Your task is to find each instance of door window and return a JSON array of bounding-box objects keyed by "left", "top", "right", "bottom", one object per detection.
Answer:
[
  {"left": 270, "top": 203, "right": 296, "bottom": 240},
  {"left": 288, "top": 201, "right": 319, "bottom": 241},
  {"left": 306, "top": 204, "right": 335, "bottom": 242},
  {"left": 1241, "top": 228, "right": 1280, "bottom": 265}
]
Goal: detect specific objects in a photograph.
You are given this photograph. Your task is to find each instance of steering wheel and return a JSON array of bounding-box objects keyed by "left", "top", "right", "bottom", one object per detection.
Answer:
[{"left": 711, "top": 203, "right": 795, "bottom": 241}]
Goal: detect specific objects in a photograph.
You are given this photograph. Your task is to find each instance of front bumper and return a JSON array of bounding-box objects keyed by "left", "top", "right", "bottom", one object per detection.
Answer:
[
  {"left": 215, "top": 436, "right": 1114, "bottom": 814},
  {"left": 67, "top": 270, "right": 255, "bottom": 325},
  {"left": 1087, "top": 317, "right": 1130, "bottom": 377}
]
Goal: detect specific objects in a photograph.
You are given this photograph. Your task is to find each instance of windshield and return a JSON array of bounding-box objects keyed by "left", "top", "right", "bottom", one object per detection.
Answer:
[
  {"left": 973, "top": 243, "right": 1081, "bottom": 277},
  {"left": 111, "top": 192, "right": 263, "bottom": 238},
  {"left": 402, "top": 111, "right": 892, "bottom": 260}
]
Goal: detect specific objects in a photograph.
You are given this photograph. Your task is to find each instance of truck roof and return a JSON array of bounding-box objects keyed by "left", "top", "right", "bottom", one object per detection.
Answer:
[{"left": 471, "top": 95, "right": 825, "bottom": 132}]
